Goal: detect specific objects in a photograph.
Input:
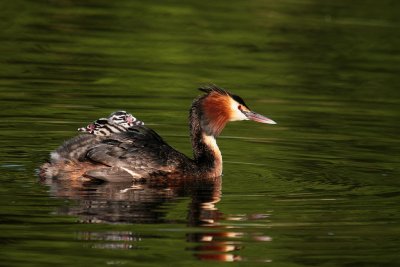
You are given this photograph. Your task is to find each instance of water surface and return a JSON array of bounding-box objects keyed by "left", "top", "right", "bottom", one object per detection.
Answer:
[{"left": 0, "top": 0, "right": 399, "bottom": 266}]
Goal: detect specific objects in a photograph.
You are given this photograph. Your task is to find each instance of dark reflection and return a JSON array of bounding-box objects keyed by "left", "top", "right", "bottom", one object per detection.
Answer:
[
  {"left": 183, "top": 181, "right": 240, "bottom": 262},
  {"left": 41, "top": 177, "right": 243, "bottom": 261}
]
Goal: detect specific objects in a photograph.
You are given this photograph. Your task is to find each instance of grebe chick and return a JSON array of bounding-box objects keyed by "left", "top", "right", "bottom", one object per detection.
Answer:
[
  {"left": 40, "top": 85, "right": 276, "bottom": 182},
  {"left": 78, "top": 111, "right": 144, "bottom": 136}
]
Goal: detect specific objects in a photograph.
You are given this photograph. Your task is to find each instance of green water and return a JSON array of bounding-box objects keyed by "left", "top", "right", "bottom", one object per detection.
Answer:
[{"left": 1, "top": 0, "right": 399, "bottom": 266}]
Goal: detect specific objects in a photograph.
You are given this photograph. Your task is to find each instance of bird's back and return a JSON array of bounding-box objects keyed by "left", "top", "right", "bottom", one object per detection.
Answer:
[
  {"left": 40, "top": 113, "right": 192, "bottom": 182},
  {"left": 83, "top": 126, "right": 189, "bottom": 181}
]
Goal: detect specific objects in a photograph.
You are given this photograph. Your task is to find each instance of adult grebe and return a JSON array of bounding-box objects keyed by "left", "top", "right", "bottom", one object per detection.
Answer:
[{"left": 40, "top": 85, "right": 276, "bottom": 182}]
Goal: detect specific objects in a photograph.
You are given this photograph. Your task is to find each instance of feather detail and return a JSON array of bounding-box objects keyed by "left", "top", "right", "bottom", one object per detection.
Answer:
[
  {"left": 198, "top": 84, "right": 230, "bottom": 96},
  {"left": 201, "top": 91, "right": 231, "bottom": 136}
]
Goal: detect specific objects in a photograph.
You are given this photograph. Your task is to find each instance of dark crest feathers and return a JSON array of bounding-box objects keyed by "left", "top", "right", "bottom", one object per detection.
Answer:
[
  {"left": 198, "top": 84, "right": 248, "bottom": 108},
  {"left": 198, "top": 84, "right": 230, "bottom": 96}
]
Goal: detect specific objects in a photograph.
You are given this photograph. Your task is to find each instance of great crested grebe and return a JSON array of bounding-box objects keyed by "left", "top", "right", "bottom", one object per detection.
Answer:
[{"left": 40, "top": 85, "right": 276, "bottom": 182}]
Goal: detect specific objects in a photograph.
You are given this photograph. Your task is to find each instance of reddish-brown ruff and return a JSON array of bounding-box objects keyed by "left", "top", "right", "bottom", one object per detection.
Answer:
[{"left": 201, "top": 91, "right": 232, "bottom": 137}]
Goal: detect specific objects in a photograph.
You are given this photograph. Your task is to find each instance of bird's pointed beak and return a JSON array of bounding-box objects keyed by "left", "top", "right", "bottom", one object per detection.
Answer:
[{"left": 245, "top": 111, "right": 277, "bottom": 124}]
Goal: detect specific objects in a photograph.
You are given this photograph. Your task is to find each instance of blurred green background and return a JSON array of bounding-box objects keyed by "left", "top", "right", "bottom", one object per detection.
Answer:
[{"left": 0, "top": 0, "right": 399, "bottom": 266}]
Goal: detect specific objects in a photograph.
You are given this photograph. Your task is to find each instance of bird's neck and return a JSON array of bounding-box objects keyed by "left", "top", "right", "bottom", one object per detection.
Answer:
[{"left": 189, "top": 102, "right": 223, "bottom": 177}]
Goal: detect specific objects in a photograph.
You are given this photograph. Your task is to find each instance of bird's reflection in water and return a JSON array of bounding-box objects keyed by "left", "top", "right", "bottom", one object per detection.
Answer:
[{"left": 42, "top": 176, "right": 243, "bottom": 261}]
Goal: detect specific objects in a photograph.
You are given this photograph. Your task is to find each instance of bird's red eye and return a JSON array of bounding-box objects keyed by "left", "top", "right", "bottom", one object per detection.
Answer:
[{"left": 238, "top": 105, "right": 242, "bottom": 110}]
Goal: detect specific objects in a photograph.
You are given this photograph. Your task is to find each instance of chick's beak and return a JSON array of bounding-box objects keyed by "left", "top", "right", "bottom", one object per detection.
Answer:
[{"left": 244, "top": 111, "right": 277, "bottom": 124}]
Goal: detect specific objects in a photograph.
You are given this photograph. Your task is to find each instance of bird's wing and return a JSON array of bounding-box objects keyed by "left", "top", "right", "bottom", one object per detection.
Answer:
[{"left": 83, "top": 126, "right": 180, "bottom": 181}]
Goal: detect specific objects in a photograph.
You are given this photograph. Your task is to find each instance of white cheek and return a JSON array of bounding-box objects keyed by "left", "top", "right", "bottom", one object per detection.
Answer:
[{"left": 229, "top": 101, "right": 248, "bottom": 121}]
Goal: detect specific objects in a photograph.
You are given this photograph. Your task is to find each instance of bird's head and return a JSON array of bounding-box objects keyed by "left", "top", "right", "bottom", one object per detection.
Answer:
[{"left": 197, "top": 85, "right": 276, "bottom": 136}]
